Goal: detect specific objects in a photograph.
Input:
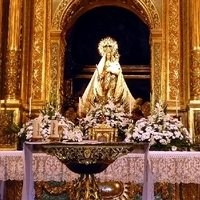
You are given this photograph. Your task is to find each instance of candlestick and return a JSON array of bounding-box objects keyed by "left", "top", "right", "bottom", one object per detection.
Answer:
[
  {"left": 176, "top": 95, "right": 178, "bottom": 117},
  {"left": 150, "top": 91, "right": 152, "bottom": 115},
  {"left": 29, "top": 97, "right": 32, "bottom": 116},
  {"left": 79, "top": 97, "right": 81, "bottom": 117},
  {"left": 4, "top": 99, "right": 7, "bottom": 111}
]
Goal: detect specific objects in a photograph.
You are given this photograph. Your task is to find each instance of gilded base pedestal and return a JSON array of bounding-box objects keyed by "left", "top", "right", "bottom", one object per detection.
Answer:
[
  {"left": 41, "top": 142, "right": 148, "bottom": 200},
  {"left": 72, "top": 174, "right": 99, "bottom": 200}
]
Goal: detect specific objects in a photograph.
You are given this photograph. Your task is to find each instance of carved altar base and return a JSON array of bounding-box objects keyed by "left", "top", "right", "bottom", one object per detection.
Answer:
[{"left": 41, "top": 141, "right": 149, "bottom": 200}]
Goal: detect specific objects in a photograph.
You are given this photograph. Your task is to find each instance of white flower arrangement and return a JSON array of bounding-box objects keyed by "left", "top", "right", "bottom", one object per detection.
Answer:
[
  {"left": 125, "top": 101, "right": 193, "bottom": 151},
  {"left": 62, "top": 126, "right": 83, "bottom": 142},
  {"left": 18, "top": 103, "right": 83, "bottom": 142},
  {"left": 80, "top": 101, "right": 131, "bottom": 139}
]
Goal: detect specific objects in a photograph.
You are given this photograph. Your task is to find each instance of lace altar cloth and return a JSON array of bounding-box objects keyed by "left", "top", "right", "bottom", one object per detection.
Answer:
[
  {"left": 0, "top": 151, "right": 200, "bottom": 183},
  {"left": 150, "top": 151, "right": 200, "bottom": 184}
]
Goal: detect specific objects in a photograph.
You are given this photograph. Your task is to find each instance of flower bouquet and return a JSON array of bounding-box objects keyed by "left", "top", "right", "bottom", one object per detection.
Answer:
[
  {"left": 125, "top": 101, "right": 193, "bottom": 151},
  {"left": 79, "top": 101, "right": 131, "bottom": 140},
  {"left": 18, "top": 103, "right": 83, "bottom": 143}
]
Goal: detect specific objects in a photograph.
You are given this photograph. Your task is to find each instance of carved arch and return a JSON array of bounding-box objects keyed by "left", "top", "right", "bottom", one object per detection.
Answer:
[
  {"left": 52, "top": 0, "right": 161, "bottom": 30},
  {"left": 49, "top": 0, "right": 162, "bottom": 104}
]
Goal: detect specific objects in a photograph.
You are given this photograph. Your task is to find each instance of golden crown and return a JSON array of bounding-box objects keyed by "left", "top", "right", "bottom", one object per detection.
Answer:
[{"left": 98, "top": 37, "right": 118, "bottom": 56}]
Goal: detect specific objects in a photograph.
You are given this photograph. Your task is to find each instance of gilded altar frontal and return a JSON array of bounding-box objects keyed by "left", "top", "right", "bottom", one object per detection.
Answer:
[{"left": 0, "top": 0, "right": 200, "bottom": 199}]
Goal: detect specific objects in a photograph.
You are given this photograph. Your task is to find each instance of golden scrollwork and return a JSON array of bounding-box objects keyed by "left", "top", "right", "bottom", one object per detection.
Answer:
[
  {"left": 50, "top": 42, "right": 59, "bottom": 99},
  {"left": 131, "top": 0, "right": 161, "bottom": 29},
  {"left": 41, "top": 142, "right": 144, "bottom": 200},
  {"left": 0, "top": 111, "right": 17, "bottom": 150},
  {"left": 72, "top": 174, "right": 100, "bottom": 200},
  {"left": 34, "top": 181, "right": 175, "bottom": 200},
  {"left": 168, "top": 0, "right": 181, "bottom": 100},
  {"left": 4, "top": 0, "right": 22, "bottom": 100},
  {"left": 31, "top": 0, "right": 46, "bottom": 100},
  {"left": 193, "top": 110, "right": 200, "bottom": 142},
  {"left": 0, "top": 2, "right": 2, "bottom": 70},
  {"left": 4, "top": 180, "right": 23, "bottom": 200},
  {"left": 42, "top": 143, "right": 136, "bottom": 165},
  {"left": 152, "top": 42, "right": 162, "bottom": 102},
  {"left": 52, "top": 0, "right": 84, "bottom": 30},
  {"left": 190, "top": 49, "right": 200, "bottom": 100},
  {"left": 53, "top": 0, "right": 161, "bottom": 31},
  {"left": 4, "top": 180, "right": 200, "bottom": 200},
  {"left": 182, "top": 0, "right": 190, "bottom": 105},
  {"left": 5, "top": 50, "right": 21, "bottom": 99},
  {"left": 154, "top": 182, "right": 170, "bottom": 199},
  {"left": 181, "top": 183, "right": 200, "bottom": 200},
  {"left": 35, "top": 180, "right": 139, "bottom": 200},
  {"left": 52, "top": 0, "right": 74, "bottom": 30},
  {"left": 35, "top": 180, "right": 73, "bottom": 198}
]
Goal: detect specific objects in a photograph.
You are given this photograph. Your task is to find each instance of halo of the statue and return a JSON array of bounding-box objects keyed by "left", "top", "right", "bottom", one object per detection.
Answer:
[{"left": 98, "top": 37, "right": 118, "bottom": 56}]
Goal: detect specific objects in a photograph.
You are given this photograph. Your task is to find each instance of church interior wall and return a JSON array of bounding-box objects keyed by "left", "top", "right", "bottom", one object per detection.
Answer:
[
  {"left": 1, "top": 0, "right": 200, "bottom": 199},
  {"left": 0, "top": 0, "right": 199, "bottom": 139}
]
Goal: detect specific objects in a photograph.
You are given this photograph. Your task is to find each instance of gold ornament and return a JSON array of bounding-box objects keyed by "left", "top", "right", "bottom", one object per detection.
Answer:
[{"left": 98, "top": 37, "right": 118, "bottom": 56}]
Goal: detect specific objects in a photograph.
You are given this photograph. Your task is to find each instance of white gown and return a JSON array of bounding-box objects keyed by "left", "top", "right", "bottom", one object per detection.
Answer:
[{"left": 80, "top": 55, "right": 136, "bottom": 115}]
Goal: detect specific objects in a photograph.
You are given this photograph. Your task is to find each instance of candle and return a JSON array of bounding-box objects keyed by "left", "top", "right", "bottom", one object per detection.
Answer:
[
  {"left": 79, "top": 97, "right": 81, "bottom": 117},
  {"left": 4, "top": 99, "right": 6, "bottom": 111},
  {"left": 129, "top": 98, "right": 132, "bottom": 116},
  {"left": 29, "top": 97, "right": 32, "bottom": 116},
  {"left": 176, "top": 95, "right": 178, "bottom": 117},
  {"left": 150, "top": 91, "right": 152, "bottom": 114}
]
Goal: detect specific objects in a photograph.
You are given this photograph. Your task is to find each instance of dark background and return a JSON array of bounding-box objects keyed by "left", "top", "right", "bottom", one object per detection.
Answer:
[{"left": 64, "top": 6, "right": 151, "bottom": 102}]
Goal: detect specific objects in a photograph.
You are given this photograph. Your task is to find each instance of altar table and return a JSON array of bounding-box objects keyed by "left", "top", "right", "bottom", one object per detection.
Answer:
[
  {"left": 1, "top": 150, "right": 200, "bottom": 199},
  {"left": 22, "top": 142, "right": 152, "bottom": 200}
]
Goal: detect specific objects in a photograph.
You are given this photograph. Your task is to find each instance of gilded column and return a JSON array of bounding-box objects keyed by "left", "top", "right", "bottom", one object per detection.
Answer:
[
  {"left": 5, "top": 0, "right": 22, "bottom": 100},
  {"left": 167, "top": 0, "right": 181, "bottom": 102},
  {"left": 0, "top": 0, "right": 3, "bottom": 98},
  {"left": 190, "top": 0, "right": 200, "bottom": 100},
  {"left": 0, "top": 0, "right": 2, "bottom": 66},
  {"left": 150, "top": 30, "right": 162, "bottom": 103},
  {"left": 31, "top": 0, "right": 47, "bottom": 102}
]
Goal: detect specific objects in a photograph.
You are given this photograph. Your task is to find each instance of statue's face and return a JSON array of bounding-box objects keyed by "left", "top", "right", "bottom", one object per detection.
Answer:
[
  {"left": 106, "top": 52, "right": 111, "bottom": 59},
  {"left": 105, "top": 45, "right": 112, "bottom": 53}
]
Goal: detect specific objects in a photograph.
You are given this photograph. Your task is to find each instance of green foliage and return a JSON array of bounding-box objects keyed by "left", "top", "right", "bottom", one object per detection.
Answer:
[
  {"left": 39, "top": 103, "right": 57, "bottom": 119},
  {"left": 4, "top": 122, "right": 20, "bottom": 134},
  {"left": 0, "top": 111, "right": 20, "bottom": 134},
  {"left": 34, "top": 181, "right": 70, "bottom": 200},
  {"left": 150, "top": 138, "right": 191, "bottom": 151}
]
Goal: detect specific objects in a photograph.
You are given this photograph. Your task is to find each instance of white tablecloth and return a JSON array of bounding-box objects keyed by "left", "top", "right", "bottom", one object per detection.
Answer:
[{"left": 1, "top": 151, "right": 200, "bottom": 184}]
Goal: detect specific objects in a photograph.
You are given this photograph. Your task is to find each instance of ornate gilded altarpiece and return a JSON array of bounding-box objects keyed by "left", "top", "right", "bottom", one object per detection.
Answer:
[
  {"left": 1, "top": 0, "right": 195, "bottom": 133},
  {"left": 1, "top": 0, "right": 200, "bottom": 199},
  {"left": 1, "top": 0, "right": 197, "bottom": 134},
  {"left": 30, "top": 0, "right": 191, "bottom": 132}
]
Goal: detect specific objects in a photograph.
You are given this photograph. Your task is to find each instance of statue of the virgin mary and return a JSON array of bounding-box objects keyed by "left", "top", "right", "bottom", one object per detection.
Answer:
[{"left": 79, "top": 37, "right": 137, "bottom": 115}]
